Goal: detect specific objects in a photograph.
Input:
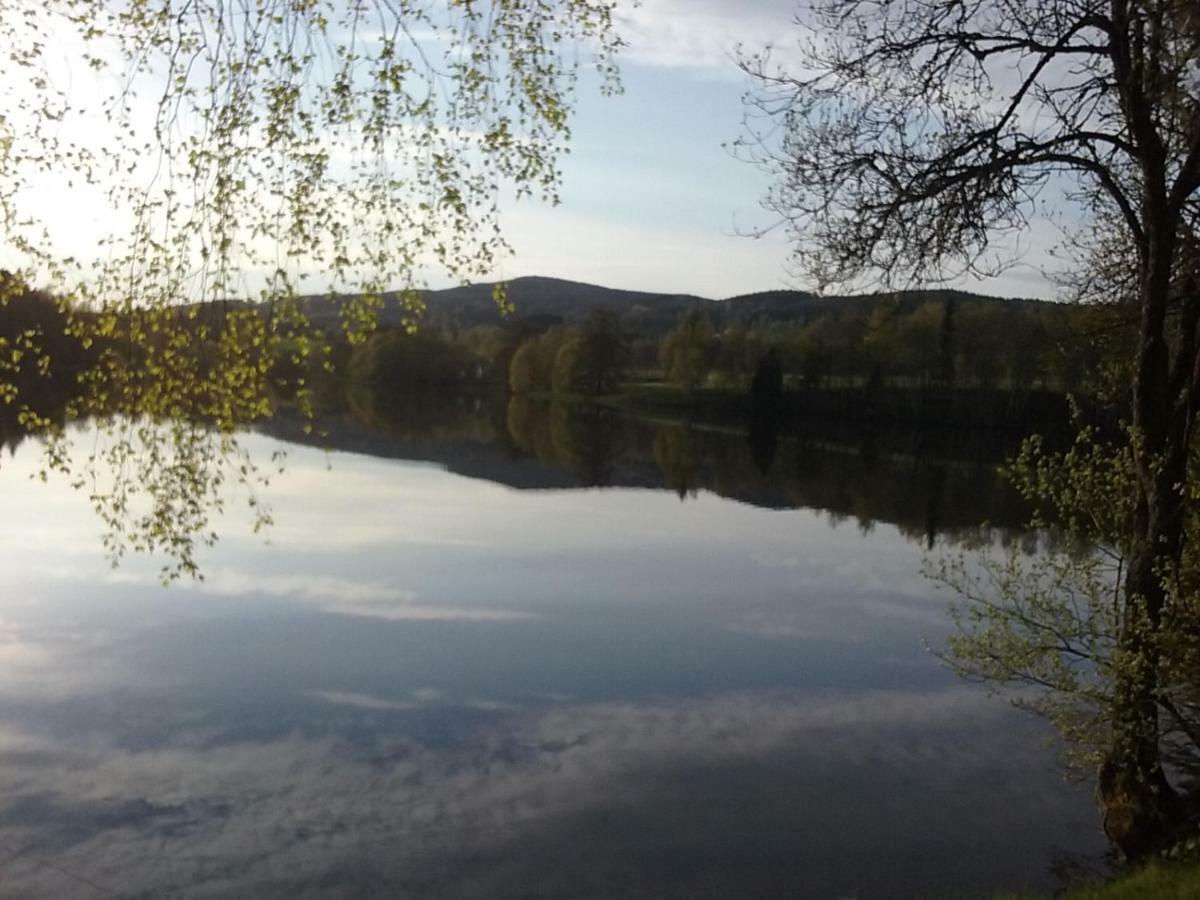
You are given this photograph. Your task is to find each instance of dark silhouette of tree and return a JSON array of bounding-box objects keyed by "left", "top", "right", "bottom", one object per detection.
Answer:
[
  {"left": 750, "top": 348, "right": 784, "bottom": 414},
  {"left": 748, "top": 348, "right": 785, "bottom": 475},
  {"left": 572, "top": 309, "right": 629, "bottom": 396},
  {"left": 741, "top": 0, "right": 1200, "bottom": 857},
  {"left": 349, "top": 330, "right": 483, "bottom": 389},
  {"left": 938, "top": 297, "right": 957, "bottom": 389},
  {"left": 859, "top": 361, "right": 886, "bottom": 424}
]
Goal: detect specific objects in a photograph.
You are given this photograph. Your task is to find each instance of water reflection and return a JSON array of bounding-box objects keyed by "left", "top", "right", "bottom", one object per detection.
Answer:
[
  {"left": 269, "top": 389, "right": 1033, "bottom": 547},
  {"left": 0, "top": 683, "right": 1087, "bottom": 897},
  {"left": 0, "top": 394, "right": 1101, "bottom": 897}
]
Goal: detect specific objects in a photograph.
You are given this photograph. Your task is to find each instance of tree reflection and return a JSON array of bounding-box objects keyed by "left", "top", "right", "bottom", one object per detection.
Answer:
[
  {"left": 4, "top": 354, "right": 1036, "bottom": 579},
  {"left": 553, "top": 404, "right": 626, "bottom": 488},
  {"left": 267, "top": 387, "right": 1031, "bottom": 549},
  {"left": 653, "top": 425, "right": 703, "bottom": 500},
  {"left": 746, "top": 408, "right": 780, "bottom": 477}
]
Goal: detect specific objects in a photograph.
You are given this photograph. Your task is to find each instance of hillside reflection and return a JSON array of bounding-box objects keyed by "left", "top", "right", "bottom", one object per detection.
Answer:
[{"left": 264, "top": 388, "right": 1032, "bottom": 549}]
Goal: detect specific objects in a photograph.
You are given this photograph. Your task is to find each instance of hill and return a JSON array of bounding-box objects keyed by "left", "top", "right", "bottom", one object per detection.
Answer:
[
  {"left": 298, "top": 276, "right": 1040, "bottom": 336},
  {"left": 719, "top": 286, "right": 1028, "bottom": 324},
  {"left": 300, "top": 276, "right": 708, "bottom": 334}
]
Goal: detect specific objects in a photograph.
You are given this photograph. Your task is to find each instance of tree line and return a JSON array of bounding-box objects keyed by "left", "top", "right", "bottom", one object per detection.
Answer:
[
  {"left": 337, "top": 290, "right": 1131, "bottom": 411},
  {"left": 0, "top": 271, "right": 1135, "bottom": 439}
]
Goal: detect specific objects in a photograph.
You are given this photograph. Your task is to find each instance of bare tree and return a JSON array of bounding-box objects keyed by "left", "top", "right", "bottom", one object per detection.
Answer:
[{"left": 739, "top": 0, "right": 1200, "bottom": 857}]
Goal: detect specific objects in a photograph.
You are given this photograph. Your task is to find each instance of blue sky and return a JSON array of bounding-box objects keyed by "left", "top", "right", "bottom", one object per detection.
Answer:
[
  {"left": 485, "top": 1, "right": 796, "bottom": 299},
  {"left": 1, "top": 0, "right": 1062, "bottom": 302},
  {"left": 493, "top": 57, "right": 794, "bottom": 298},
  {"left": 482, "top": 0, "right": 1061, "bottom": 300}
]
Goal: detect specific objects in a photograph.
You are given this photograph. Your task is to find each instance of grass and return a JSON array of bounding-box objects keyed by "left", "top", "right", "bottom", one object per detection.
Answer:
[
  {"left": 1063, "top": 863, "right": 1200, "bottom": 898},
  {"left": 988, "top": 862, "right": 1200, "bottom": 899}
]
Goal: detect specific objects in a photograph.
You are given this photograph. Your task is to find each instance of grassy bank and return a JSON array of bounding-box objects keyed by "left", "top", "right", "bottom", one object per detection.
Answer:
[
  {"left": 1064, "top": 863, "right": 1200, "bottom": 899},
  {"left": 988, "top": 862, "right": 1200, "bottom": 899}
]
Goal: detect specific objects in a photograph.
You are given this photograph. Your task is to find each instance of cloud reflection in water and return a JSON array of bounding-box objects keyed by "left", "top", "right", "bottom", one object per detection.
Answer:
[
  {"left": 0, "top": 426, "right": 1100, "bottom": 897},
  {"left": 0, "top": 686, "right": 1092, "bottom": 898}
]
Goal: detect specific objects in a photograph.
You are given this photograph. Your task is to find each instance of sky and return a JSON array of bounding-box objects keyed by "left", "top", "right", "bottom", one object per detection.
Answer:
[
  {"left": 1, "top": 0, "right": 1064, "bottom": 303},
  {"left": 485, "top": 0, "right": 1063, "bottom": 301},
  {"left": 486, "top": 0, "right": 802, "bottom": 299}
]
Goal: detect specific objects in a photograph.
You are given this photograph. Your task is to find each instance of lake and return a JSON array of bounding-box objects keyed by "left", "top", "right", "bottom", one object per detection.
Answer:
[{"left": 0, "top": 396, "right": 1104, "bottom": 898}]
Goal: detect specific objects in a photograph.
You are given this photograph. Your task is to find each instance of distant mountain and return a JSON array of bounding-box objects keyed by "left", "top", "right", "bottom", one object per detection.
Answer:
[{"left": 297, "top": 275, "right": 1039, "bottom": 336}]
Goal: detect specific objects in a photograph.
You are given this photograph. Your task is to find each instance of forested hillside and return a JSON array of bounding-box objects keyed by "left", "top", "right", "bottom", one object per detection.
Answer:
[
  {"left": 0, "top": 272, "right": 1132, "bottom": 441},
  {"left": 318, "top": 277, "right": 1128, "bottom": 407}
]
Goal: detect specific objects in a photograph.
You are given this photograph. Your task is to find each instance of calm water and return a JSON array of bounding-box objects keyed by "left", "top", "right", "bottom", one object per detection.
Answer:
[{"left": 0, "top": 399, "right": 1102, "bottom": 898}]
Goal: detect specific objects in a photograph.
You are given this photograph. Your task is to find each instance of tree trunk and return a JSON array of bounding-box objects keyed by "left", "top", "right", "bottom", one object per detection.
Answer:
[
  {"left": 1100, "top": 225, "right": 1190, "bottom": 858},
  {"left": 1102, "top": 534, "right": 1181, "bottom": 859}
]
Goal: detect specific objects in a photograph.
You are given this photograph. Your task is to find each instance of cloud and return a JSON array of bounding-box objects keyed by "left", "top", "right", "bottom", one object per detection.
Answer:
[
  {"left": 616, "top": 0, "right": 800, "bottom": 74},
  {"left": 311, "top": 689, "right": 519, "bottom": 714},
  {"left": 320, "top": 599, "right": 539, "bottom": 623},
  {"left": 310, "top": 690, "right": 425, "bottom": 712}
]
